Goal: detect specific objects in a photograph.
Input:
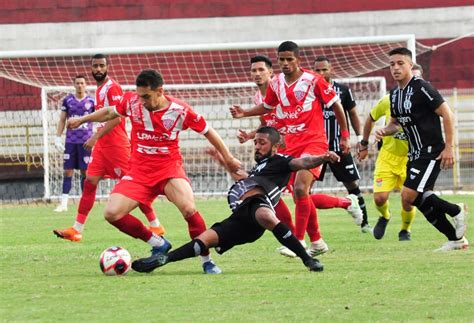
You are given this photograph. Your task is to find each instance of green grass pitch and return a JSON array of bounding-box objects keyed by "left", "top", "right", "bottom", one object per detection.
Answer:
[{"left": 1, "top": 194, "right": 473, "bottom": 321}]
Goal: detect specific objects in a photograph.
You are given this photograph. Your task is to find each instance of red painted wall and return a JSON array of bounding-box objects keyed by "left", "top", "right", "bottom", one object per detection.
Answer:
[{"left": 0, "top": 0, "right": 471, "bottom": 24}]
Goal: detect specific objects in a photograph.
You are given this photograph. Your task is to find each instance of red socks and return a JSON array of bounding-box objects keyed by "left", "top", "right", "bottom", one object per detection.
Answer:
[
  {"left": 185, "top": 211, "right": 208, "bottom": 256},
  {"left": 185, "top": 211, "right": 207, "bottom": 239},
  {"left": 76, "top": 180, "right": 97, "bottom": 223},
  {"left": 311, "top": 194, "right": 351, "bottom": 209},
  {"left": 138, "top": 203, "right": 157, "bottom": 222},
  {"left": 306, "top": 205, "right": 322, "bottom": 242},
  {"left": 294, "top": 196, "right": 312, "bottom": 240},
  {"left": 109, "top": 214, "right": 152, "bottom": 242},
  {"left": 274, "top": 199, "right": 295, "bottom": 233}
]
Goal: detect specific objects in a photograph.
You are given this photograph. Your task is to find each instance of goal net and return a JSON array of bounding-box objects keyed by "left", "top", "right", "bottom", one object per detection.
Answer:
[{"left": 0, "top": 35, "right": 423, "bottom": 203}]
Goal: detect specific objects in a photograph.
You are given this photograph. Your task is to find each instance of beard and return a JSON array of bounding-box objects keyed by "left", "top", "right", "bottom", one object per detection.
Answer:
[
  {"left": 254, "top": 150, "right": 272, "bottom": 162},
  {"left": 92, "top": 71, "right": 107, "bottom": 82}
]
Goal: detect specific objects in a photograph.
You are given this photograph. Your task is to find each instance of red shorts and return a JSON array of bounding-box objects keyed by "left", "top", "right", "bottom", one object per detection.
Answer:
[
  {"left": 86, "top": 146, "right": 130, "bottom": 179},
  {"left": 285, "top": 144, "right": 327, "bottom": 183},
  {"left": 112, "top": 162, "right": 190, "bottom": 205}
]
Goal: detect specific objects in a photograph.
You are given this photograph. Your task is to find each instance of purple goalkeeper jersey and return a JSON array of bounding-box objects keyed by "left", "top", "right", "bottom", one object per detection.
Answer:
[{"left": 61, "top": 94, "right": 95, "bottom": 144}]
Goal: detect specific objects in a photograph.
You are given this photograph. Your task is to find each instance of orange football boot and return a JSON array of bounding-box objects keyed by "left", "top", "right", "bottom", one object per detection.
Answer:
[
  {"left": 149, "top": 224, "right": 166, "bottom": 236},
  {"left": 53, "top": 227, "right": 82, "bottom": 242}
]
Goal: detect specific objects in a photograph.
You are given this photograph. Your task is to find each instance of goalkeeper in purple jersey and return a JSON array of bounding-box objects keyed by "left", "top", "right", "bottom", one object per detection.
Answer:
[{"left": 54, "top": 75, "right": 94, "bottom": 212}]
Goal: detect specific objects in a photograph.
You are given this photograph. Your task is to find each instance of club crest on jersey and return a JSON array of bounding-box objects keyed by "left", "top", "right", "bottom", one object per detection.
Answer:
[
  {"left": 83, "top": 156, "right": 90, "bottom": 164},
  {"left": 253, "top": 162, "right": 267, "bottom": 173},
  {"left": 294, "top": 90, "right": 306, "bottom": 101},
  {"left": 162, "top": 118, "right": 175, "bottom": 130},
  {"left": 403, "top": 86, "right": 414, "bottom": 113},
  {"left": 114, "top": 168, "right": 122, "bottom": 177},
  {"left": 85, "top": 102, "right": 93, "bottom": 110}
]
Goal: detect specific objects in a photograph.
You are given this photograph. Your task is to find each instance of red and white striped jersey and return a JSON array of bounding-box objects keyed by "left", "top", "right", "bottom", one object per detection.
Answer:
[
  {"left": 263, "top": 69, "right": 338, "bottom": 151},
  {"left": 94, "top": 78, "right": 130, "bottom": 148},
  {"left": 115, "top": 92, "right": 208, "bottom": 168},
  {"left": 254, "top": 90, "right": 285, "bottom": 133}
]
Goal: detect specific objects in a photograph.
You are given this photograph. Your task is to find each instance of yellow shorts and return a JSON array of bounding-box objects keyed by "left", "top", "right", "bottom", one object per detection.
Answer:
[{"left": 373, "top": 149, "right": 408, "bottom": 193}]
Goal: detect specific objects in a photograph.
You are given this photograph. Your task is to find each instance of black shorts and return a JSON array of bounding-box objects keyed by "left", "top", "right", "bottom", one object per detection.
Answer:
[
  {"left": 211, "top": 195, "right": 273, "bottom": 254},
  {"left": 404, "top": 158, "right": 441, "bottom": 192},
  {"left": 318, "top": 152, "right": 360, "bottom": 182}
]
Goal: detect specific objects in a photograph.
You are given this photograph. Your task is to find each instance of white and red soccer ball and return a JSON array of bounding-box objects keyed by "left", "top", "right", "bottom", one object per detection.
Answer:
[{"left": 99, "top": 246, "right": 131, "bottom": 276}]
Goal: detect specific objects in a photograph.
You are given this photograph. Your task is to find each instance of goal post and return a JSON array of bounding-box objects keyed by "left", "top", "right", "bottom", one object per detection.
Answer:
[{"left": 0, "top": 35, "right": 424, "bottom": 202}]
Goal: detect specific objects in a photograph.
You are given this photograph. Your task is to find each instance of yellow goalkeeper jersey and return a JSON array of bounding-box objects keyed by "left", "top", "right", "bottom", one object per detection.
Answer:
[{"left": 370, "top": 94, "right": 408, "bottom": 157}]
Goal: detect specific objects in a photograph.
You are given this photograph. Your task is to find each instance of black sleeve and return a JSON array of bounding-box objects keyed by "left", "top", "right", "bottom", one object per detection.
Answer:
[
  {"left": 342, "top": 86, "right": 357, "bottom": 111},
  {"left": 278, "top": 154, "right": 294, "bottom": 172},
  {"left": 420, "top": 80, "right": 445, "bottom": 112}
]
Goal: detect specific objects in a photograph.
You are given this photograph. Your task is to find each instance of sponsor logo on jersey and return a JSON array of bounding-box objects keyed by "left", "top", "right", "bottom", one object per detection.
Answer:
[
  {"left": 393, "top": 131, "right": 408, "bottom": 141},
  {"left": 112, "top": 95, "right": 122, "bottom": 102},
  {"left": 285, "top": 123, "right": 306, "bottom": 134},
  {"left": 397, "top": 116, "right": 412, "bottom": 126},
  {"left": 121, "top": 175, "right": 133, "bottom": 181},
  {"left": 136, "top": 144, "right": 169, "bottom": 154},
  {"left": 323, "top": 109, "right": 335, "bottom": 119},
  {"left": 136, "top": 131, "right": 169, "bottom": 142},
  {"left": 280, "top": 106, "right": 304, "bottom": 120}
]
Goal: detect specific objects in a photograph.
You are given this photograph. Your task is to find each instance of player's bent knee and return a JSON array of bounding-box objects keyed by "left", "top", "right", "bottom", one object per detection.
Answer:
[
  {"left": 373, "top": 193, "right": 388, "bottom": 206},
  {"left": 255, "top": 208, "right": 278, "bottom": 229},
  {"left": 104, "top": 206, "right": 123, "bottom": 222}
]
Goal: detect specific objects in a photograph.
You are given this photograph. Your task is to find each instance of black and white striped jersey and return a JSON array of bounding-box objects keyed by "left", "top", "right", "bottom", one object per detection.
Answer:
[
  {"left": 390, "top": 76, "right": 445, "bottom": 161},
  {"left": 227, "top": 153, "right": 294, "bottom": 211},
  {"left": 323, "top": 81, "right": 356, "bottom": 152}
]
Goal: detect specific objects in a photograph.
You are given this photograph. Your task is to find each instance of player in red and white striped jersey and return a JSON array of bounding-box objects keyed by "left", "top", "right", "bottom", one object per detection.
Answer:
[
  {"left": 231, "top": 42, "right": 358, "bottom": 256},
  {"left": 68, "top": 69, "right": 241, "bottom": 274},
  {"left": 53, "top": 54, "right": 164, "bottom": 242},
  {"left": 232, "top": 51, "right": 362, "bottom": 257}
]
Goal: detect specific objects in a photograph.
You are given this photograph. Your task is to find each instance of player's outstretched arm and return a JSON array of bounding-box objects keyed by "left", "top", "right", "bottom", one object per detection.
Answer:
[
  {"left": 67, "top": 107, "right": 119, "bottom": 129},
  {"left": 435, "top": 102, "right": 455, "bottom": 169},
  {"left": 237, "top": 129, "right": 257, "bottom": 144},
  {"left": 230, "top": 103, "right": 267, "bottom": 119},
  {"left": 204, "top": 127, "right": 242, "bottom": 173},
  {"left": 289, "top": 151, "right": 340, "bottom": 171},
  {"left": 204, "top": 147, "right": 248, "bottom": 181}
]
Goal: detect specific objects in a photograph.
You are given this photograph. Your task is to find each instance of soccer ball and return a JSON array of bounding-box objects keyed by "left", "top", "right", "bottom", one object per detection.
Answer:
[{"left": 99, "top": 246, "right": 131, "bottom": 276}]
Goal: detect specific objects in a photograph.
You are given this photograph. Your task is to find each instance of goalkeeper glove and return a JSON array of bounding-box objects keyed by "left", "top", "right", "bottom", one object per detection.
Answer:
[{"left": 55, "top": 136, "right": 65, "bottom": 152}]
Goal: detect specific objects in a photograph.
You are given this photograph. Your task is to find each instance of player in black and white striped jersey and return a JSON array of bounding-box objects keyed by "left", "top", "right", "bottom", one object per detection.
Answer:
[
  {"left": 375, "top": 47, "right": 468, "bottom": 251},
  {"left": 313, "top": 56, "right": 371, "bottom": 233}
]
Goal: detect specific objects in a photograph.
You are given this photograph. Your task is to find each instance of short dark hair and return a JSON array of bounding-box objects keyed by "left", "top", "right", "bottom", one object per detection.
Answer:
[
  {"left": 92, "top": 53, "right": 109, "bottom": 65},
  {"left": 250, "top": 55, "right": 272, "bottom": 68},
  {"left": 388, "top": 47, "right": 412, "bottom": 59},
  {"left": 136, "top": 69, "right": 164, "bottom": 89},
  {"left": 314, "top": 55, "right": 330, "bottom": 63},
  {"left": 256, "top": 126, "right": 280, "bottom": 145},
  {"left": 74, "top": 74, "right": 86, "bottom": 81},
  {"left": 277, "top": 41, "right": 299, "bottom": 56},
  {"left": 412, "top": 63, "right": 423, "bottom": 75}
]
